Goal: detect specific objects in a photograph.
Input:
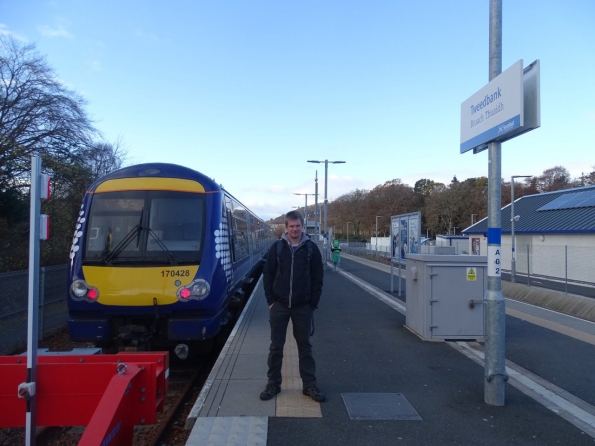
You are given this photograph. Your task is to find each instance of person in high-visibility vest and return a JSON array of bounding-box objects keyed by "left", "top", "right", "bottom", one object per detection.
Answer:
[{"left": 330, "top": 239, "right": 341, "bottom": 271}]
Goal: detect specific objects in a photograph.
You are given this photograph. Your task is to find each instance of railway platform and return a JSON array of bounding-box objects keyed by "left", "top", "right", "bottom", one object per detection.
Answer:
[{"left": 185, "top": 253, "right": 595, "bottom": 446}]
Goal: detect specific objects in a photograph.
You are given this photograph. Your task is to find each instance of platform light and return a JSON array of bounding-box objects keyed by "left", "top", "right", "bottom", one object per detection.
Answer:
[
  {"left": 511, "top": 175, "right": 531, "bottom": 283},
  {"left": 39, "top": 214, "right": 50, "bottom": 240},
  {"left": 307, "top": 160, "right": 346, "bottom": 265},
  {"left": 40, "top": 174, "right": 51, "bottom": 200}
]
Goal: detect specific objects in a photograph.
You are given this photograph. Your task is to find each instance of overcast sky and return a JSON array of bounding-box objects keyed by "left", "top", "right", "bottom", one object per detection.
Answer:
[{"left": 2, "top": 0, "right": 594, "bottom": 220}]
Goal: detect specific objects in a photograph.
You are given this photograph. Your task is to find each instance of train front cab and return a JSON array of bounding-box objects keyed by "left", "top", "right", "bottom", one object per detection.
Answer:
[
  {"left": 67, "top": 172, "right": 230, "bottom": 350},
  {"left": 67, "top": 165, "right": 273, "bottom": 354}
]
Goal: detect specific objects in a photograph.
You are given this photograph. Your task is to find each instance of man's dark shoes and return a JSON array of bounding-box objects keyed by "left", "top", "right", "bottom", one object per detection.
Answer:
[
  {"left": 303, "top": 385, "right": 325, "bottom": 402},
  {"left": 260, "top": 383, "right": 281, "bottom": 401}
]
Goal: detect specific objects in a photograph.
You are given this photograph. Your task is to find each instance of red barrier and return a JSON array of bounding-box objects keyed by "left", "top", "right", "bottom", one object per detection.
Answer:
[{"left": 0, "top": 352, "right": 169, "bottom": 445}]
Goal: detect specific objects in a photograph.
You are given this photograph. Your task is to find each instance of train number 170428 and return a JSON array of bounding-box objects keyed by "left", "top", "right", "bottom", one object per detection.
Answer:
[{"left": 161, "top": 269, "right": 191, "bottom": 277}]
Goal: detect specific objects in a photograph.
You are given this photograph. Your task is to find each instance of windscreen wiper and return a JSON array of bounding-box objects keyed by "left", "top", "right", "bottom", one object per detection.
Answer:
[
  {"left": 146, "top": 227, "right": 181, "bottom": 265},
  {"left": 103, "top": 224, "right": 142, "bottom": 263},
  {"left": 103, "top": 208, "right": 144, "bottom": 264}
]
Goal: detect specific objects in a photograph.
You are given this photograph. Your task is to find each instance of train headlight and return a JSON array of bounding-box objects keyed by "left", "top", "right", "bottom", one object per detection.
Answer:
[
  {"left": 177, "top": 279, "right": 210, "bottom": 301},
  {"left": 70, "top": 279, "right": 99, "bottom": 302},
  {"left": 71, "top": 280, "right": 88, "bottom": 298}
]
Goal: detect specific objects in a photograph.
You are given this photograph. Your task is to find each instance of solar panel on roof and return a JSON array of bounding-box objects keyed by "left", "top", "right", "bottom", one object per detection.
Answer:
[
  {"left": 537, "top": 189, "right": 595, "bottom": 211},
  {"left": 537, "top": 192, "right": 577, "bottom": 211},
  {"left": 564, "top": 192, "right": 591, "bottom": 207},
  {"left": 581, "top": 194, "right": 595, "bottom": 207}
]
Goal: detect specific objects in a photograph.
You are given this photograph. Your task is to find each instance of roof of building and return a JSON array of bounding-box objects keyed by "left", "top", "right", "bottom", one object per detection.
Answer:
[
  {"left": 463, "top": 184, "right": 595, "bottom": 235},
  {"left": 436, "top": 235, "right": 469, "bottom": 240}
]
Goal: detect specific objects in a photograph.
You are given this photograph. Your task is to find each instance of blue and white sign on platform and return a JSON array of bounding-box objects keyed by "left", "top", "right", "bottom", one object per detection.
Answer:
[{"left": 460, "top": 60, "right": 524, "bottom": 154}]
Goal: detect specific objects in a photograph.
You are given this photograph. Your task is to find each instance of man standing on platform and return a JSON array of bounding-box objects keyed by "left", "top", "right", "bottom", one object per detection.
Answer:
[{"left": 260, "top": 210, "right": 325, "bottom": 402}]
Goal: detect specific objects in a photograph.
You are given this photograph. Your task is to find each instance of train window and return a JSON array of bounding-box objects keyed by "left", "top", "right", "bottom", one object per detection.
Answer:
[
  {"left": 83, "top": 190, "right": 205, "bottom": 263},
  {"left": 147, "top": 195, "right": 204, "bottom": 252},
  {"left": 85, "top": 194, "right": 145, "bottom": 257}
]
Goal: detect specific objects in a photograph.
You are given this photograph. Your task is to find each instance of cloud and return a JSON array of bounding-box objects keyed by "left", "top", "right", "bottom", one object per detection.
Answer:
[
  {"left": 0, "top": 24, "right": 27, "bottom": 41},
  {"left": 37, "top": 24, "right": 73, "bottom": 38}
]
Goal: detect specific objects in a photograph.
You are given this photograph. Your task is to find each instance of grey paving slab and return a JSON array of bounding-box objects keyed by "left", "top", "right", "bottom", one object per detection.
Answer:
[
  {"left": 215, "top": 379, "right": 275, "bottom": 417},
  {"left": 235, "top": 336, "right": 270, "bottom": 355},
  {"left": 186, "top": 416, "right": 268, "bottom": 446},
  {"left": 229, "top": 353, "right": 269, "bottom": 380},
  {"left": 244, "top": 324, "right": 271, "bottom": 338}
]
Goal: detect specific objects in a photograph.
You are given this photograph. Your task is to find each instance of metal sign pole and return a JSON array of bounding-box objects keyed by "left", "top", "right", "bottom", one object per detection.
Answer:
[
  {"left": 25, "top": 155, "right": 42, "bottom": 444},
  {"left": 484, "top": 0, "right": 507, "bottom": 406},
  {"left": 398, "top": 261, "right": 402, "bottom": 297}
]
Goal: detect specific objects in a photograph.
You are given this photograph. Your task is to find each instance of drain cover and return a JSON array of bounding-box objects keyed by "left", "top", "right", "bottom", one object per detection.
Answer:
[{"left": 341, "top": 393, "right": 422, "bottom": 421}]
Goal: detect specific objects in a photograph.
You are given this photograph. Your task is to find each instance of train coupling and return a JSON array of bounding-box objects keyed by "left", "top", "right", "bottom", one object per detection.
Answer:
[{"left": 116, "top": 325, "right": 153, "bottom": 350}]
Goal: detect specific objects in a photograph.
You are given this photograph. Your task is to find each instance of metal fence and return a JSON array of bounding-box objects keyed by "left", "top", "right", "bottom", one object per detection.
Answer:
[
  {"left": 0, "top": 265, "right": 68, "bottom": 355},
  {"left": 500, "top": 243, "right": 595, "bottom": 291},
  {"left": 341, "top": 242, "right": 595, "bottom": 294}
]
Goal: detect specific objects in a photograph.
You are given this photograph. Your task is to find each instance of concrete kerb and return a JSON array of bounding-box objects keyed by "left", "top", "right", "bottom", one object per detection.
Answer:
[{"left": 502, "top": 281, "right": 595, "bottom": 323}]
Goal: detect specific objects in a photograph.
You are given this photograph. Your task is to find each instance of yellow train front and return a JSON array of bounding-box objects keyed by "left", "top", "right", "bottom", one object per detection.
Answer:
[{"left": 67, "top": 163, "right": 273, "bottom": 354}]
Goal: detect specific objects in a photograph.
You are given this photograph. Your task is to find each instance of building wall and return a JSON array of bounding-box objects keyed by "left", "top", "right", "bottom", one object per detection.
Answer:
[
  {"left": 436, "top": 235, "right": 470, "bottom": 254},
  {"left": 467, "top": 233, "right": 595, "bottom": 283}
]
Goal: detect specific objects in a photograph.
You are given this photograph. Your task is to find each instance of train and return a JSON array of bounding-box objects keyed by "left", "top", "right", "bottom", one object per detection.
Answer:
[{"left": 67, "top": 163, "right": 274, "bottom": 356}]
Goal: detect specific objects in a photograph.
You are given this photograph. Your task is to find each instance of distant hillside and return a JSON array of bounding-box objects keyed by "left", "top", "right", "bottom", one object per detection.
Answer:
[{"left": 268, "top": 215, "right": 285, "bottom": 224}]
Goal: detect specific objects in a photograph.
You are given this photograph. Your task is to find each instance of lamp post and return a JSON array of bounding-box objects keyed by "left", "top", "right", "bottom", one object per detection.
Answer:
[
  {"left": 314, "top": 171, "right": 320, "bottom": 238},
  {"left": 471, "top": 214, "right": 478, "bottom": 225},
  {"left": 294, "top": 192, "right": 316, "bottom": 234},
  {"left": 511, "top": 175, "right": 531, "bottom": 283},
  {"left": 307, "top": 159, "right": 346, "bottom": 265},
  {"left": 375, "top": 216, "right": 383, "bottom": 254},
  {"left": 347, "top": 222, "right": 352, "bottom": 246}
]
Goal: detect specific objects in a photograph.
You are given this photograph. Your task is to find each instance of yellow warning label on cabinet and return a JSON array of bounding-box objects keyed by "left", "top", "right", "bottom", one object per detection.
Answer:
[{"left": 466, "top": 267, "right": 477, "bottom": 281}]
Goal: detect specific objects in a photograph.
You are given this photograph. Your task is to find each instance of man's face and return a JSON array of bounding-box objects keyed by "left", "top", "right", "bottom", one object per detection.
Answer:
[{"left": 286, "top": 218, "right": 303, "bottom": 241}]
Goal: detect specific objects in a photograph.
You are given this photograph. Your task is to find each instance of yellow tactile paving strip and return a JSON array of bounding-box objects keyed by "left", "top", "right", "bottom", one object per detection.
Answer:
[
  {"left": 506, "top": 307, "right": 595, "bottom": 346},
  {"left": 275, "top": 322, "right": 323, "bottom": 417}
]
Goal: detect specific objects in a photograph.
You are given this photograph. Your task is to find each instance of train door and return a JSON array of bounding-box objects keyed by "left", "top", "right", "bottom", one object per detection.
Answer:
[{"left": 224, "top": 195, "right": 236, "bottom": 265}]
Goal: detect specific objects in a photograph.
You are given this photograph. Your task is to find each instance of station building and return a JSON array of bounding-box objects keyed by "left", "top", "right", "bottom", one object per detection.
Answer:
[{"left": 463, "top": 184, "right": 595, "bottom": 284}]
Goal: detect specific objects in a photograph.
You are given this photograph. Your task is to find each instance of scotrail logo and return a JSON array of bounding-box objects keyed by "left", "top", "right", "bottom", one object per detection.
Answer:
[
  {"left": 498, "top": 120, "right": 515, "bottom": 134},
  {"left": 470, "top": 88, "right": 502, "bottom": 114}
]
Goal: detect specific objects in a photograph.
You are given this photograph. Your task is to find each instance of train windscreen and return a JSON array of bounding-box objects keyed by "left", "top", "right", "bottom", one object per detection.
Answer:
[{"left": 84, "top": 190, "right": 206, "bottom": 264}]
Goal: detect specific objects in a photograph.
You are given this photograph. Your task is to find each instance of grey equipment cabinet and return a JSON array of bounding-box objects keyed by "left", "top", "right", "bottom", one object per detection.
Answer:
[{"left": 405, "top": 253, "right": 487, "bottom": 341}]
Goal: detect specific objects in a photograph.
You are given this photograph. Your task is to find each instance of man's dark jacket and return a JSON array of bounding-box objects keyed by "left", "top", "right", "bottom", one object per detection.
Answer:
[{"left": 263, "top": 232, "right": 324, "bottom": 309}]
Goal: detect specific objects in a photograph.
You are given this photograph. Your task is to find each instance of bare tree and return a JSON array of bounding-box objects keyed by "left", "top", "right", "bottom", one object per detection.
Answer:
[
  {"left": 0, "top": 36, "right": 97, "bottom": 191},
  {"left": 0, "top": 37, "right": 127, "bottom": 270},
  {"left": 535, "top": 166, "right": 574, "bottom": 192},
  {"left": 580, "top": 167, "right": 595, "bottom": 186},
  {"left": 80, "top": 139, "right": 127, "bottom": 180}
]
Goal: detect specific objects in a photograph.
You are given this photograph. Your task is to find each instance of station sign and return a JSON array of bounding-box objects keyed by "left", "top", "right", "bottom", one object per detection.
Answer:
[{"left": 460, "top": 59, "right": 541, "bottom": 154}]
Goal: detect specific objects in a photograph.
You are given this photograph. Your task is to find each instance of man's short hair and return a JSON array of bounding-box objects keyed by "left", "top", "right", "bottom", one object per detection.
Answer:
[{"left": 285, "top": 210, "right": 304, "bottom": 226}]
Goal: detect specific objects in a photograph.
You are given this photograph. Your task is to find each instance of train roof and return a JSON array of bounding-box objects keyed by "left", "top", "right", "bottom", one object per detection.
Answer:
[
  {"left": 88, "top": 163, "right": 222, "bottom": 193},
  {"left": 87, "top": 162, "right": 268, "bottom": 223}
]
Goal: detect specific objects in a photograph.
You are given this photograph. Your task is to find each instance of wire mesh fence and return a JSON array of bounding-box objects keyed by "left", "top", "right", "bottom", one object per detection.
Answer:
[
  {"left": 0, "top": 265, "right": 68, "bottom": 355},
  {"left": 341, "top": 241, "right": 595, "bottom": 293},
  {"left": 501, "top": 243, "right": 595, "bottom": 290}
]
